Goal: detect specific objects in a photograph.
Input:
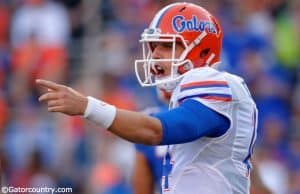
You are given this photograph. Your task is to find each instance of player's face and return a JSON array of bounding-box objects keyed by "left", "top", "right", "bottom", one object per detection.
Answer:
[{"left": 150, "top": 42, "right": 185, "bottom": 79}]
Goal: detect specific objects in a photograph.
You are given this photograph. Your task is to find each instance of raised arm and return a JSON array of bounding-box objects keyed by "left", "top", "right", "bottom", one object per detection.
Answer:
[
  {"left": 37, "top": 79, "right": 229, "bottom": 146},
  {"left": 36, "top": 79, "right": 163, "bottom": 145}
]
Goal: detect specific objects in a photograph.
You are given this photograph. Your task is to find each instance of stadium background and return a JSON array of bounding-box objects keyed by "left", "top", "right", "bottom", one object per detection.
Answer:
[{"left": 0, "top": 0, "right": 299, "bottom": 193}]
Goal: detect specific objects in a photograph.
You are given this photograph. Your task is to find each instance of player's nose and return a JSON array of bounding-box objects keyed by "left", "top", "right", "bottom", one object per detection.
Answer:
[{"left": 152, "top": 45, "right": 163, "bottom": 59}]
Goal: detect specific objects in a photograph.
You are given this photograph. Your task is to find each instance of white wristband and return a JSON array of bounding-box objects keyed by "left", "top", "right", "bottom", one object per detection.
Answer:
[{"left": 83, "top": 96, "right": 117, "bottom": 129}]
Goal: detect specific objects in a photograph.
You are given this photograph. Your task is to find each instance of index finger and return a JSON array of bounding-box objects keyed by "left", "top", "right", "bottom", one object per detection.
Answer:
[{"left": 36, "top": 79, "right": 64, "bottom": 91}]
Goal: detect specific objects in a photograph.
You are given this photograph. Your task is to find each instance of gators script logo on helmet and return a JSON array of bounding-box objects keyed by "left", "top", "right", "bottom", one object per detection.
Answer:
[
  {"left": 172, "top": 15, "right": 217, "bottom": 34},
  {"left": 135, "top": 2, "right": 223, "bottom": 91}
]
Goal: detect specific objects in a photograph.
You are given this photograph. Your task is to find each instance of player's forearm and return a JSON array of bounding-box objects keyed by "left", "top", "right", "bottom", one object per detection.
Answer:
[
  {"left": 84, "top": 96, "right": 163, "bottom": 145},
  {"left": 36, "top": 80, "right": 163, "bottom": 145},
  {"left": 109, "top": 109, "right": 163, "bottom": 145}
]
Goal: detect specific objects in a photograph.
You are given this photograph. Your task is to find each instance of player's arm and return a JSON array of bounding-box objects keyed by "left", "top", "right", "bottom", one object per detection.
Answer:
[
  {"left": 36, "top": 79, "right": 162, "bottom": 145},
  {"left": 110, "top": 109, "right": 162, "bottom": 145},
  {"left": 36, "top": 79, "right": 229, "bottom": 145},
  {"left": 132, "top": 152, "right": 154, "bottom": 194}
]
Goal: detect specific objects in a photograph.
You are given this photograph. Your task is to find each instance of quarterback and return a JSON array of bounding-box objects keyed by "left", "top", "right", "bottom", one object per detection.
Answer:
[{"left": 37, "top": 2, "right": 258, "bottom": 194}]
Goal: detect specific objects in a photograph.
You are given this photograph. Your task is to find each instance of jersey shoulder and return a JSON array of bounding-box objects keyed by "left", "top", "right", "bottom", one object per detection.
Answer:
[
  {"left": 181, "top": 66, "right": 223, "bottom": 84},
  {"left": 176, "top": 67, "right": 233, "bottom": 103},
  {"left": 222, "top": 72, "right": 256, "bottom": 102}
]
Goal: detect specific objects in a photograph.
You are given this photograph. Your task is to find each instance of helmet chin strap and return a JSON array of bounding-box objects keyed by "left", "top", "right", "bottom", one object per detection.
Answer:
[
  {"left": 179, "top": 31, "right": 207, "bottom": 61},
  {"left": 158, "top": 32, "right": 208, "bottom": 91},
  {"left": 205, "top": 53, "right": 215, "bottom": 66},
  {"left": 155, "top": 35, "right": 208, "bottom": 92}
]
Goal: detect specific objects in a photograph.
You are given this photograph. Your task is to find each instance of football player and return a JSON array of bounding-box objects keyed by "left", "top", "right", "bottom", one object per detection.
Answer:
[{"left": 37, "top": 2, "right": 258, "bottom": 194}]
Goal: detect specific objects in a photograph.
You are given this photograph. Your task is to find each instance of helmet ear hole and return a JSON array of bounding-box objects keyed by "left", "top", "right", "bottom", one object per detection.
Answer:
[{"left": 200, "top": 48, "right": 210, "bottom": 58}]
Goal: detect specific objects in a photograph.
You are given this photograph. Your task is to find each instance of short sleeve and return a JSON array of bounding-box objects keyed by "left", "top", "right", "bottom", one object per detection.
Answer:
[{"left": 176, "top": 67, "right": 233, "bottom": 122}]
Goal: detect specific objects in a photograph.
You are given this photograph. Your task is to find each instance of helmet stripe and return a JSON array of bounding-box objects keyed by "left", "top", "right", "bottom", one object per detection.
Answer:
[{"left": 150, "top": 3, "right": 180, "bottom": 28}]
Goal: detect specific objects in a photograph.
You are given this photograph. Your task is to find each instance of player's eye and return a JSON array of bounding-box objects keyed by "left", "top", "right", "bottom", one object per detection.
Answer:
[
  {"left": 161, "top": 42, "right": 173, "bottom": 48},
  {"left": 149, "top": 42, "right": 159, "bottom": 49},
  {"left": 149, "top": 42, "right": 173, "bottom": 50}
]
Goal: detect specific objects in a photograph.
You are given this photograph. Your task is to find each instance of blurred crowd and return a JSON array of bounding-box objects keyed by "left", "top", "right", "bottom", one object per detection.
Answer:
[{"left": 0, "top": 0, "right": 299, "bottom": 193}]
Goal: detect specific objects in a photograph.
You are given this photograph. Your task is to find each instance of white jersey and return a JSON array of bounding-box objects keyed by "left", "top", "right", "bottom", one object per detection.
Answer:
[{"left": 162, "top": 67, "right": 258, "bottom": 194}]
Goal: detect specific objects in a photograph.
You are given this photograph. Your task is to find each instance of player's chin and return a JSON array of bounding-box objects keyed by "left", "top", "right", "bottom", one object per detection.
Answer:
[{"left": 155, "top": 73, "right": 170, "bottom": 80}]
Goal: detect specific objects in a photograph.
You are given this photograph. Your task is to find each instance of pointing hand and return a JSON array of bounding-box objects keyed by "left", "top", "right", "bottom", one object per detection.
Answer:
[{"left": 36, "top": 79, "right": 88, "bottom": 116}]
